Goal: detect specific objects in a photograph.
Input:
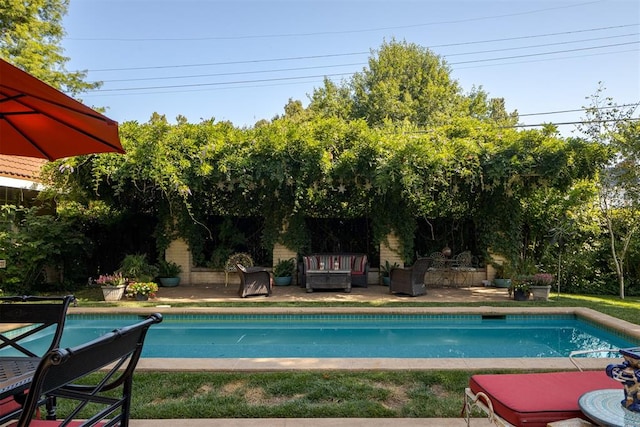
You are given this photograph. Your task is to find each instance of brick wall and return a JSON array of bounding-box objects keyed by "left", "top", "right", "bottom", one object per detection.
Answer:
[{"left": 165, "top": 238, "right": 190, "bottom": 284}]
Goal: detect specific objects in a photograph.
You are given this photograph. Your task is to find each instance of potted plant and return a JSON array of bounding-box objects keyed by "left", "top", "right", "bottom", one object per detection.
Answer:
[
  {"left": 157, "top": 259, "right": 182, "bottom": 287},
  {"left": 125, "top": 281, "right": 158, "bottom": 301},
  {"left": 530, "top": 273, "right": 554, "bottom": 301},
  {"left": 118, "top": 254, "right": 158, "bottom": 283},
  {"left": 492, "top": 262, "right": 512, "bottom": 288},
  {"left": 96, "top": 272, "right": 127, "bottom": 301},
  {"left": 273, "top": 258, "right": 296, "bottom": 286},
  {"left": 380, "top": 260, "right": 399, "bottom": 286},
  {"left": 508, "top": 276, "right": 532, "bottom": 301}
]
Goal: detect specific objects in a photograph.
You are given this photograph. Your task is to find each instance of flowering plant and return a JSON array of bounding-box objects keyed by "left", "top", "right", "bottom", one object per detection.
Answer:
[
  {"left": 125, "top": 282, "right": 158, "bottom": 298},
  {"left": 96, "top": 272, "right": 127, "bottom": 287},
  {"left": 531, "top": 273, "right": 554, "bottom": 286},
  {"left": 508, "top": 274, "right": 533, "bottom": 297}
]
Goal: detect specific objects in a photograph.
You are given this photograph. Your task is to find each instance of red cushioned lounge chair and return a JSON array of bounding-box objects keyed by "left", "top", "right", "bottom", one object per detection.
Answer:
[{"left": 462, "top": 351, "right": 623, "bottom": 427}]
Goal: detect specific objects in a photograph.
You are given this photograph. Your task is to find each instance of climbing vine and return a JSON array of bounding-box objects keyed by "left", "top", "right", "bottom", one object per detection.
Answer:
[{"left": 41, "top": 114, "right": 605, "bottom": 267}]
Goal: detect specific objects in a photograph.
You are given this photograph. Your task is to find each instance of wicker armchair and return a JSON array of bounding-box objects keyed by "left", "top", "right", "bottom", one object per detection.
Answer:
[
  {"left": 389, "top": 257, "right": 432, "bottom": 296},
  {"left": 236, "top": 263, "right": 272, "bottom": 298}
]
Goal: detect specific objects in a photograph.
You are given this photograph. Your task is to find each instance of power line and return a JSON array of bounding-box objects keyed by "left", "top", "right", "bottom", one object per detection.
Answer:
[
  {"left": 88, "top": 40, "right": 638, "bottom": 92},
  {"left": 87, "top": 52, "right": 370, "bottom": 73},
  {"left": 443, "top": 33, "right": 636, "bottom": 57},
  {"left": 101, "top": 63, "right": 365, "bottom": 83},
  {"left": 428, "top": 24, "right": 637, "bottom": 48},
  {"left": 510, "top": 117, "right": 640, "bottom": 128},
  {"left": 93, "top": 72, "right": 355, "bottom": 92},
  {"left": 448, "top": 40, "right": 639, "bottom": 65},
  {"left": 93, "top": 33, "right": 638, "bottom": 84},
  {"left": 83, "top": 24, "right": 637, "bottom": 73},
  {"left": 452, "top": 47, "right": 637, "bottom": 70},
  {"left": 519, "top": 104, "right": 640, "bottom": 117}
]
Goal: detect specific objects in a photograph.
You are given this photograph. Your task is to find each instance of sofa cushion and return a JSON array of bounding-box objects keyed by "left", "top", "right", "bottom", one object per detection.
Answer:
[
  {"left": 318, "top": 255, "right": 332, "bottom": 270},
  {"left": 338, "top": 255, "right": 352, "bottom": 270},
  {"left": 304, "top": 256, "right": 318, "bottom": 271},
  {"left": 353, "top": 255, "right": 367, "bottom": 273}
]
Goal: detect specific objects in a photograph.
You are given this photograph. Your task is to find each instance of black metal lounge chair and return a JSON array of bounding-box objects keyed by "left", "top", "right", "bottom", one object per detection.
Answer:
[
  {"left": 389, "top": 257, "right": 431, "bottom": 296},
  {"left": 0, "top": 295, "right": 75, "bottom": 423},
  {"left": 236, "top": 263, "right": 272, "bottom": 298},
  {"left": 11, "top": 313, "right": 163, "bottom": 427}
]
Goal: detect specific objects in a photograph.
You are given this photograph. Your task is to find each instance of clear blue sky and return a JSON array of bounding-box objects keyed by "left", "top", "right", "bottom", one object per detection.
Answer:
[{"left": 62, "top": 0, "right": 639, "bottom": 134}]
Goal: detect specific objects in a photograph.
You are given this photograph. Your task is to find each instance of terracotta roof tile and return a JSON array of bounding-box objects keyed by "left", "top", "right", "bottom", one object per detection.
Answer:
[{"left": 0, "top": 155, "right": 47, "bottom": 182}]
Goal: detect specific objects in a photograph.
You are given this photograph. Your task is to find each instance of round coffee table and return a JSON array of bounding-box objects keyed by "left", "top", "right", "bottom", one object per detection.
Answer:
[{"left": 578, "top": 389, "right": 640, "bottom": 427}]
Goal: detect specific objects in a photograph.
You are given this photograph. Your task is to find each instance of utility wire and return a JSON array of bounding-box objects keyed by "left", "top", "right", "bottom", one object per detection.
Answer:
[
  {"left": 84, "top": 24, "right": 637, "bottom": 73},
  {"left": 93, "top": 72, "right": 354, "bottom": 92},
  {"left": 448, "top": 40, "right": 639, "bottom": 65},
  {"left": 444, "top": 33, "right": 636, "bottom": 57},
  {"left": 93, "top": 33, "right": 638, "bottom": 83},
  {"left": 509, "top": 117, "right": 640, "bottom": 128},
  {"left": 519, "top": 104, "right": 640, "bottom": 117},
  {"left": 88, "top": 40, "right": 639, "bottom": 92},
  {"left": 82, "top": 48, "right": 635, "bottom": 96}
]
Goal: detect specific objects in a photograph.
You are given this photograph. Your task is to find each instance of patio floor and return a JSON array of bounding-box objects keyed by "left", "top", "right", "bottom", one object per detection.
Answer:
[{"left": 151, "top": 282, "right": 512, "bottom": 303}]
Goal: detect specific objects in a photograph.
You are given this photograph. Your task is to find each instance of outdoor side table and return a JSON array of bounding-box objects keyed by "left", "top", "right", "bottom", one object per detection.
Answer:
[
  {"left": 578, "top": 388, "right": 640, "bottom": 427},
  {"left": 305, "top": 270, "right": 351, "bottom": 293}
]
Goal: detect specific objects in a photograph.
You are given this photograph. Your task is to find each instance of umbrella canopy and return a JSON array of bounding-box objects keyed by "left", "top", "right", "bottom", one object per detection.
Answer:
[{"left": 0, "top": 58, "right": 124, "bottom": 161}]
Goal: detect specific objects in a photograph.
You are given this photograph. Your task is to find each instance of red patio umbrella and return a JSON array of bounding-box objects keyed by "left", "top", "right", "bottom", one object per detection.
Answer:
[{"left": 0, "top": 58, "right": 124, "bottom": 160}]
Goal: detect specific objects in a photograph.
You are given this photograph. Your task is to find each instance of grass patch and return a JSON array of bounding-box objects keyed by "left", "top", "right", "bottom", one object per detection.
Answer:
[{"left": 59, "top": 371, "right": 485, "bottom": 419}]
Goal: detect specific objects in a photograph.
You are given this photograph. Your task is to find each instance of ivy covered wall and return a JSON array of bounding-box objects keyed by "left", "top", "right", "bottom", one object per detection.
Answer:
[{"left": 42, "top": 114, "right": 605, "bottom": 268}]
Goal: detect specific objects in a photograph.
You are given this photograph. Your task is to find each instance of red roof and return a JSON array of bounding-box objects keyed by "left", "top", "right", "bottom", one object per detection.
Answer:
[{"left": 0, "top": 154, "right": 46, "bottom": 183}]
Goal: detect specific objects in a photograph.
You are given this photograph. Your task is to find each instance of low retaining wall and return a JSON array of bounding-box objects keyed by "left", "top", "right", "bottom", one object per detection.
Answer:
[{"left": 186, "top": 268, "right": 487, "bottom": 287}]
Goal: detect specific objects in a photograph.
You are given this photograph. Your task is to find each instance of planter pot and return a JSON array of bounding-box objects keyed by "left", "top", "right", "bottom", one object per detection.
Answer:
[
  {"left": 274, "top": 276, "right": 292, "bottom": 286},
  {"left": 513, "top": 289, "right": 530, "bottom": 301},
  {"left": 530, "top": 285, "right": 551, "bottom": 301},
  {"left": 159, "top": 276, "right": 180, "bottom": 287},
  {"left": 135, "top": 294, "right": 149, "bottom": 301},
  {"left": 493, "top": 278, "right": 512, "bottom": 288},
  {"left": 101, "top": 286, "right": 125, "bottom": 302},
  {"left": 382, "top": 276, "right": 390, "bottom": 286}
]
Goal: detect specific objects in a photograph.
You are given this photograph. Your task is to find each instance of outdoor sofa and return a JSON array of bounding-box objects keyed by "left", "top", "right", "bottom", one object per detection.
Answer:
[{"left": 299, "top": 253, "right": 369, "bottom": 287}]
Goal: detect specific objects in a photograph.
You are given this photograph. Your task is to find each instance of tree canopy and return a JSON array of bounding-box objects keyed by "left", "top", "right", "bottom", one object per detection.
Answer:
[{"left": 0, "top": 0, "right": 99, "bottom": 95}]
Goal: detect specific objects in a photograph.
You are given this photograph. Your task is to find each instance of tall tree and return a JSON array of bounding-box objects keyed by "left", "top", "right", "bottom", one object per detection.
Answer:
[
  {"left": 350, "top": 39, "right": 463, "bottom": 127},
  {"left": 307, "top": 77, "right": 353, "bottom": 120},
  {"left": 307, "top": 39, "right": 516, "bottom": 129},
  {"left": 578, "top": 85, "right": 640, "bottom": 299},
  {"left": 0, "top": 0, "right": 99, "bottom": 95}
]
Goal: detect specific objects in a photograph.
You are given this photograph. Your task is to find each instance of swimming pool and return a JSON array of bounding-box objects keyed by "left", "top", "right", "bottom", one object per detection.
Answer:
[{"left": 8, "top": 311, "right": 638, "bottom": 359}]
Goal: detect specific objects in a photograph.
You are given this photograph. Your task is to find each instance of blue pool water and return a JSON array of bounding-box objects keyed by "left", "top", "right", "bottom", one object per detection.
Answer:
[{"left": 5, "top": 314, "right": 638, "bottom": 359}]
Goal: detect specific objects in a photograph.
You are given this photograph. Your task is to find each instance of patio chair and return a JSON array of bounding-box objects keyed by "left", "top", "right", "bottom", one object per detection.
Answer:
[
  {"left": 236, "top": 263, "right": 272, "bottom": 298},
  {"left": 0, "top": 295, "right": 75, "bottom": 423},
  {"left": 224, "top": 252, "right": 254, "bottom": 286},
  {"left": 452, "top": 251, "right": 477, "bottom": 287},
  {"left": 11, "top": 313, "right": 163, "bottom": 427},
  {"left": 389, "top": 257, "right": 431, "bottom": 296}
]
